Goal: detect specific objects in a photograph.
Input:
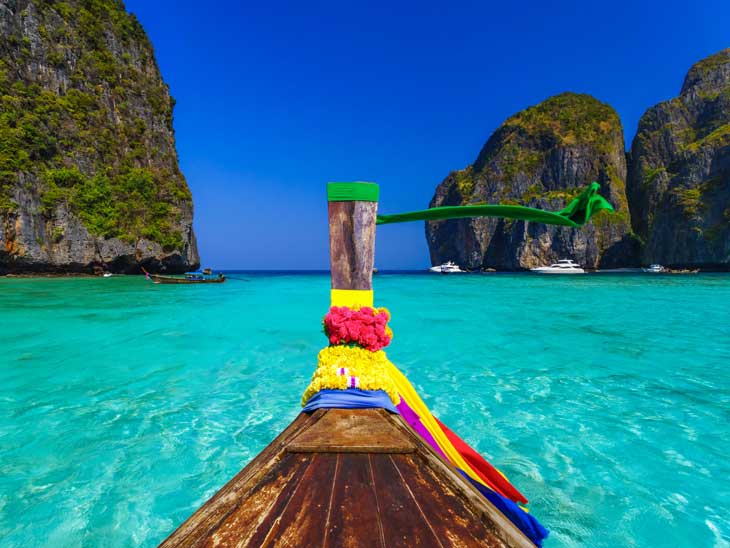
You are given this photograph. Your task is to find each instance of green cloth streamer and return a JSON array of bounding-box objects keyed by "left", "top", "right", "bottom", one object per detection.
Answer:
[
  {"left": 327, "top": 182, "right": 380, "bottom": 202},
  {"left": 376, "top": 182, "right": 613, "bottom": 227}
]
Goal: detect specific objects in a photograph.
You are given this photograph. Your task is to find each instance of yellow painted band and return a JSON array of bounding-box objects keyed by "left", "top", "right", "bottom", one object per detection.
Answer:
[{"left": 330, "top": 289, "right": 374, "bottom": 308}]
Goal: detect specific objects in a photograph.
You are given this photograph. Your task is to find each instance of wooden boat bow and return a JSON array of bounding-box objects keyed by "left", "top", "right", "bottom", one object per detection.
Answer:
[
  {"left": 160, "top": 182, "right": 539, "bottom": 547},
  {"left": 160, "top": 408, "right": 533, "bottom": 547}
]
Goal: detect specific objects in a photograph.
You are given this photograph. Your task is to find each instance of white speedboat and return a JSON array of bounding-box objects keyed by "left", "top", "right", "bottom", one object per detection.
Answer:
[
  {"left": 530, "top": 259, "right": 585, "bottom": 274},
  {"left": 429, "top": 261, "right": 465, "bottom": 274},
  {"left": 642, "top": 264, "right": 665, "bottom": 273}
]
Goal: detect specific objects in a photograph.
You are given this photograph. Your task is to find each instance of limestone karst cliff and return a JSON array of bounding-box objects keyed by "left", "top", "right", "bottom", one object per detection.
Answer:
[
  {"left": 0, "top": 0, "right": 198, "bottom": 273},
  {"left": 427, "top": 49, "right": 730, "bottom": 270},
  {"left": 627, "top": 49, "right": 730, "bottom": 268},
  {"left": 426, "top": 93, "right": 637, "bottom": 270}
]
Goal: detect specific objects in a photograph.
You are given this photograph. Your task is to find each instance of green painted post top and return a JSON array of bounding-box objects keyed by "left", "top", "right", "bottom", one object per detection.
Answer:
[{"left": 327, "top": 182, "right": 379, "bottom": 202}]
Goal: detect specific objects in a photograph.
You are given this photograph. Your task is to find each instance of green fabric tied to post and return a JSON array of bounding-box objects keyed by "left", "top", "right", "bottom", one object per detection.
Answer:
[
  {"left": 327, "top": 182, "right": 380, "bottom": 202},
  {"left": 376, "top": 182, "right": 613, "bottom": 227},
  {"left": 326, "top": 180, "right": 613, "bottom": 228}
]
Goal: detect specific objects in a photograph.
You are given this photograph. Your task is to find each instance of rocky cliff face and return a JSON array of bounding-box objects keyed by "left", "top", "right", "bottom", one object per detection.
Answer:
[
  {"left": 627, "top": 49, "right": 730, "bottom": 268},
  {"left": 427, "top": 93, "right": 637, "bottom": 270},
  {"left": 0, "top": 0, "right": 198, "bottom": 273}
]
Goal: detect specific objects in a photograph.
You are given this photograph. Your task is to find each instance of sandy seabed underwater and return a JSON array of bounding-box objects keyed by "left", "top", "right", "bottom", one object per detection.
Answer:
[{"left": 1, "top": 272, "right": 729, "bottom": 547}]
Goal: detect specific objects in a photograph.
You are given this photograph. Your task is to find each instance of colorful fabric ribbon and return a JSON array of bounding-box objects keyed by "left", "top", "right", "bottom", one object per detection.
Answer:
[
  {"left": 330, "top": 288, "right": 374, "bottom": 308},
  {"left": 302, "top": 371, "right": 548, "bottom": 545},
  {"left": 461, "top": 471, "right": 549, "bottom": 547},
  {"left": 303, "top": 286, "right": 551, "bottom": 543},
  {"left": 435, "top": 417, "right": 527, "bottom": 504},
  {"left": 391, "top": 361, "right": 548, "bottom": 545},
  {"left": 302, "top": 388, "right": 398, "bottom": 413},
  {"left": 376, "top": 181, "right": 612, "bottom": 227},
  {"left": 385, "top": 361, "right": 509, "bottom": 491},
  {"left": 396, "top": 398, "right": 449, "bottom": 461}
]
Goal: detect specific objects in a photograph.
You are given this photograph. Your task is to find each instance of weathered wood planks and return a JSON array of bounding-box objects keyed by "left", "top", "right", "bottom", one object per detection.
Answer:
[
  {"left": 159, "top": 409, "right": 534, "bottom": 548},
  {"left": 288, "top": 408, "right": 415, "bottom": 453},
  {"left": 328, "top": 200, "right": 377, "bottom": 291}
]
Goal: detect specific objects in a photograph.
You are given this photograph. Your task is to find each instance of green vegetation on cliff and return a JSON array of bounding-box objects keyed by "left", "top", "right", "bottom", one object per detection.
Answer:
[
  {"left": 499, "top": 92, "right": 620, "bottom": 155},
  {"left": 685, "top": 123, "right": 730, "bottom": 152},
  {"left": 0, "top": 0, "right": 190, "bottom": 250},
  {"left": 690, "top": 48, "right": 729, "bottom": 74},
  {"left": 683, "top": 48, "right": 730, "bottom": 90},
  {"left": 453, "top": 166, "right": 475, "bottom": 197},
  {"left": 469, "top": 93, "right": 623, "bottom": 189},
  {"left": 464, "top": 93, "right": 627, "bottom": 225}
]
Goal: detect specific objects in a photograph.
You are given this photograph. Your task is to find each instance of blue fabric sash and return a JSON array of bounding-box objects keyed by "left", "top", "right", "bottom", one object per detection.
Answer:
[
  {"left": 459, "top": 471, "right": 549, "bottom": 546},
  {"left": 302, "top": 389, "right": 398, "bottom": 413}
]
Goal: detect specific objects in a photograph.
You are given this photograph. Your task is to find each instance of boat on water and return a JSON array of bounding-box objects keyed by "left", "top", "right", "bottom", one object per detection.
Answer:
[
  {"left": 530, "top": 259, "right": 585, "bottom": 274},
  {"left": 165, "top": 180, "right": 624, "bottom": 546},
  {"left": 143, "top": 267, "right": 225, "bottom": 284},
  {"left": 163, "top": 181, "right": 555, "bottom": 548},
  {"left": 643, "top": 264, "right": 666, "bottom": 273},
  {"left": 162, "top": 181, "right": 623, "bottom": 546},
  {"left": 161, "top": 406, "right": 534, "bottom": 548},
  {"left": 429, "top": 261, "right": 465, "bottom": 273}
]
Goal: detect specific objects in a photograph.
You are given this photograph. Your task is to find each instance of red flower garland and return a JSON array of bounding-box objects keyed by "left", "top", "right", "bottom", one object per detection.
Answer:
[{"left": 323, "top": 306, "right": 392, "bottom": 352}]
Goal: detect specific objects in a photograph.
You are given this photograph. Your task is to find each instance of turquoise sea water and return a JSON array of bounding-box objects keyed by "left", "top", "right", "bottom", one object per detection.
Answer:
[{"left": 1, "top": 272, "right": 729, "bottom": 547}]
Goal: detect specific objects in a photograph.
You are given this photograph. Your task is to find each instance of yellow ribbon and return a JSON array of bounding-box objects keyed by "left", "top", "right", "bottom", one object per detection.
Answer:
[
  {"left": 385, "top": 361, "right": 492, "bottom": 489},
  {"left": 330, "top": 288, "right": 374, "bottom": 308}
]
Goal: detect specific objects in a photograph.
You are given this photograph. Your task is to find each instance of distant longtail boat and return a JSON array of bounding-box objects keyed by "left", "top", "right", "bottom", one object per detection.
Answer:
[{"left": 142, "top": 267, "right": 225, "bottom": 284}]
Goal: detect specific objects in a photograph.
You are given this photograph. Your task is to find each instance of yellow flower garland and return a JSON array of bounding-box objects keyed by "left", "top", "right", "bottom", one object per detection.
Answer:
[{"left": 301, "top": 345, "right": 400, "bottom": 406}]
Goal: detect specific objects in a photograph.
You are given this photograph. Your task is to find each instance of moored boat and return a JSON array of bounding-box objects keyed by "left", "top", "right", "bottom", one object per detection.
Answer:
[
  {"left": 143, "top": 267, "right": 225, "bottom": 284},
  {"left": 642, "top": 264, "right": 666, "bottom": 273},
  {"left": 530, "top": 259, "right": 584, "bottom": 274},
  {"left": 429, "top": 261, "right": 465, "bottom": 273}
]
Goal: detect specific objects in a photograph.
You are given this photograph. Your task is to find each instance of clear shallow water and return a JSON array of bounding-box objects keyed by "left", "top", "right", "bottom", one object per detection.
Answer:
[{"left": 1, "top": 272, "right": 729, "bottom": 547}]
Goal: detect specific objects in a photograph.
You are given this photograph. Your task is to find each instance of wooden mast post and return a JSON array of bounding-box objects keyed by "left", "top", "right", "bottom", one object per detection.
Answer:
[{"left": 326, "top": 182, "right": 379, "bottom": 308}]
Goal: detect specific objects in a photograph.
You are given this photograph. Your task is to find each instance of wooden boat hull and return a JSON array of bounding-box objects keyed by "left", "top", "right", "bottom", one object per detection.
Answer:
[
  {"left": 151, "top": 275, "right": 225, "bottom": 284},
  {"left": 160, "top": 408, "right": 533, "bottom": 547}
]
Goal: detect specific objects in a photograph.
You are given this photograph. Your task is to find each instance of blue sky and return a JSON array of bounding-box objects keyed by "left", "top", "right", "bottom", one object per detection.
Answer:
[{"left": 124, "top": 0, "right": 729, "bottom": 269}]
